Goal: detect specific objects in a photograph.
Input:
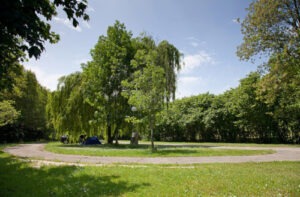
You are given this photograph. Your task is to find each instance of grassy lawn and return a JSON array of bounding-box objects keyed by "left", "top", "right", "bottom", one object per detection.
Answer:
[
  {"left": 0, "top": 146, "right": 299, "bottom": 196},
  {"left": 136, "top": 140, "right": 300, "bottom": 148},
  {"left": 45, "top": 142, "right": 275, "bottom": 157}
]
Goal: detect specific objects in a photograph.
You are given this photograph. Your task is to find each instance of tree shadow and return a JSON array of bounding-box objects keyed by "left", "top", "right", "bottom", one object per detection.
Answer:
[
  {"left": 157, "top": 144, "right": 215, "bottom": 149},
  {"left": 57, "top": 143, "right": 215, "bottom": 150},
  {"left": 57, "top": 143, "right": 155, "bottom": 151},
  {"left": 0, "top": 152, "right": 150, "bottom": 196},
  {"left": 153, "top": 148, "right": 198, "bottom": 156}
]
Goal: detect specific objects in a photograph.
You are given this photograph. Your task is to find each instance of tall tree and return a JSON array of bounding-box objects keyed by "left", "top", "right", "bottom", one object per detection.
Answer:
[
  {"left": 233, "top": 72, "right": 275, "bottom": 142},
  {"left": 157, "top": 41, "right": 181, "bottom": 104},
  {"left": 122, "top": 50, "right": 166, "bottom": 150},
  {"left": 237, "top": 0, "right": 300, "bottom": 61},
  {"left": 257, "top": 51, "right": 300, "bottom": 142},
  {"left": 238, "top": 0, "right": 300, "bottom": 143},
  {"left": 83, "top": 21, "right": 134, "bottom": 144},
  {"left": 47, "top": 72, "right": 99, "bottom": 142},
  {"left": 0, "top": 65, "right": 49, "bottom": 141}
]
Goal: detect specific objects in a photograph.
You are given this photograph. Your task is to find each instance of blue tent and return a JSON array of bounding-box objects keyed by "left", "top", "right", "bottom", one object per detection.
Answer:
[{"left": 84, "top": 136, "right": 101, "bottom": 145}]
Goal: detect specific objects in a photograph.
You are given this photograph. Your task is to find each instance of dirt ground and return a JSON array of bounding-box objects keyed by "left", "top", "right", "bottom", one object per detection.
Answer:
[{"left": 4, "top": 143, "right": 300, "bottom": 165}]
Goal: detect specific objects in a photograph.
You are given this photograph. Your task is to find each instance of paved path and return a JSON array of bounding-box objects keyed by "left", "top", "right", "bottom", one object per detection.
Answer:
[{"left": 4, "top": 143, "right": 300, "bottom": 165}]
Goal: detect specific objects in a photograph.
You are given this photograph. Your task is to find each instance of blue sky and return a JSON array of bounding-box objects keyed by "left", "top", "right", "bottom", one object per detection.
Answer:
[{"left": 24, "top": 0, "right": 257, "bottom": 98}]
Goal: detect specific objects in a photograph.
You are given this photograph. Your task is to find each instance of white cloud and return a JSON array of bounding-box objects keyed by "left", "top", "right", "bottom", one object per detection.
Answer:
[
  {"left": 185, "top": 36, "right": 201, "bottom": 42},
  {"left": 53, "top": 17, "right": 82, "bottom": 32},
  {"left": 185, "top": 37, "right": 206, "bottom": 48},
  {"left": 24, "top": 65, "right": 62, "bottom": 91},
  {"left": 176, "top": 76, "right": 204, "bottom": 98},
  {"left": 190, "top": 42, "right": 199, "bottom": 47},
  {"left": 179, "top": 76, "right": 202, "bottom": 83},
  {"left": 181, "top": 51, "right": 215, "bottom": 73}
]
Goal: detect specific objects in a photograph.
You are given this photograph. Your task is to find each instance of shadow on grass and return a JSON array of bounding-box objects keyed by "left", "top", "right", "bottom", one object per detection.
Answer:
[
  {"left": 57, "top": 144, "right": 151, "bottom": 149},
  {"left": 56, "top": 143, "right": 215, "bottom": 150},
  {"left": 152, "top": 149, "right": 198, "bottom": 156},
  {"left": 0, "top": 151, "right": 150, "bottom": 197}
]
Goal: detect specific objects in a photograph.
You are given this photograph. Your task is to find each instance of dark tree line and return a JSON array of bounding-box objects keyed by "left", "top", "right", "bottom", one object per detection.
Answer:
[
  {"left": 0, "top": 65, "right": 49, "bottom": 142},
  {"left": 0, "top": 0, "right": 89, "bottom": 142},
  {"left": 156, "top": 71, "right": 299, "bottom": 143}
]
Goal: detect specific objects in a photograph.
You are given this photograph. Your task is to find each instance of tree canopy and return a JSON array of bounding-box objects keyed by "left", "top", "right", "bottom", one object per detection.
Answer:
[
  {"left": 0, "top": 100, "right": 20, "bottom": 127},
  {"left": 237, "top": 0, "right": 300, "bottom": 61},
  {"left": 0, "top": 0, "right": 89, "bottom": 89},
  {"left": 0, "top": 65, "right": 49, "bottom": 142},
  {"left": 122, "top": 50, "right": 166, "bottom": 149}
]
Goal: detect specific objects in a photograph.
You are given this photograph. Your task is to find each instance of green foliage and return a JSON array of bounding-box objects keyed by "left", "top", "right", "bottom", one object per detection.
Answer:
[
  {"left": 232, "top": 72, "right": 274, "bottom": 141},
  {"left": 237, "top": 0, "right": 300, "bottom": 61},
  {"left": 157, "top": 93, "right": 217, "bottom": 142},
  {"left": 256, "top": 50, "right": 300, "bottom": 142},
  {"left": 78, "top": 22, "right": 181, "bottom": 144},
  {"left": 123, "top": 51, "right": 166, "bottom": 112},
  {"left": 82, "top": 21, "right": 134, "bottom": 143},
  {"left": 236, "top": 0, "right": 300, "bottom": 143},
  {"left": 122, "top": 50, "right": 166, "bottom": 149},
  {"left": 157, "top": 71, "right": 298, "bottom": 143},
  {"left": 0, "top": 100, "right": 20, "bottom": 127},
  {"left": 46, "top": 72, "right": 99, "bottom": 142},
  {"left": 156, "top": 40, "right": 182, "bottom": 103},
  {"left": 0, "top": 65, "right": 49, "bottom": 142},
  {"left": 0, "top": 0, "right": 89, "bottom": 89}
]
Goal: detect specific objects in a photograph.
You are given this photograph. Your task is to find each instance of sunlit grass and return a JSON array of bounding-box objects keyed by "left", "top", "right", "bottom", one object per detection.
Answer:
[
  {"left": 45, "top": 142, "right": 275, "bottom": 157},
  {"left": 0, "top": 145, "right": 299, "bottom": 196},
  {"left": 136, "top": 140, "right": 300, "bottom": 148}
]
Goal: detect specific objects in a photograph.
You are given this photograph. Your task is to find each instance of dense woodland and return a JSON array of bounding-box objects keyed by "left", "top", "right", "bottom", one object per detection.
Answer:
[
  {"left": 0, "top": 0, "right": 299, "bottom": 144},
  {"left": 0, "top": 65, "right": 49, "bottom": 142}
]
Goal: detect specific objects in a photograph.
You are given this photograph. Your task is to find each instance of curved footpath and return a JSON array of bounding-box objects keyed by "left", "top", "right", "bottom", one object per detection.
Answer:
[{"left": 4, "top": 143, "right": 300, "bottom": 165}]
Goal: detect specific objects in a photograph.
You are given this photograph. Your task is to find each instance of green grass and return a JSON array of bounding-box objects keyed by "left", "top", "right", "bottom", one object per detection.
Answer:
[
  {"left": 45, "top": 142, "right": 275, "bottom": 157},
  {"left": 0, "top": 145, "right": 299, "bottom": 196},
  {"left": 137, "top": 140, "right": 300, "bottom": 148}
]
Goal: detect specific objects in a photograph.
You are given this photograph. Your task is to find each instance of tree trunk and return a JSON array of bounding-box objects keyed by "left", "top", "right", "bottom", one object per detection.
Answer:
[
  {"left": 151, "top": 128, "right": 154, "bottom": 150},
  {"left": 107, "top": 124, "right": 113, "bottom": 144},
  {"left": 150, "top": 116, "right": 155, "bottom": 151},
  {"left": 113, "top": 125, "right": 119, "bottom": 145}
]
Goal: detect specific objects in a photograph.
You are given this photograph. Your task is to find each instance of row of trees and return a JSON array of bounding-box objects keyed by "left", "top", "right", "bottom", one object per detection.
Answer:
[
  {"left": 1, "top": 0, "right": 90, "bottom": 142},
  {"left": 46, "top": 21, "right": 181, "bottom": 148},
  {"left": 0, "top": 65, "right": 49, "bottom": 142},
  {"left": 143, "top": 0, "right": 300, "bottom": 144},
  {"left": 155, "top": 0, "right": 300, "bottom": 144},
  {"left": 156, "top": 70, "right": 299, "bottom": 143}
]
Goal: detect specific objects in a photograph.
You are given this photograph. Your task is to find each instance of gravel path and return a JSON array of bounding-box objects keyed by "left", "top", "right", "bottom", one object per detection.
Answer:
[{"left": 4, "top": 143, "right": 300, "bottom": 165}]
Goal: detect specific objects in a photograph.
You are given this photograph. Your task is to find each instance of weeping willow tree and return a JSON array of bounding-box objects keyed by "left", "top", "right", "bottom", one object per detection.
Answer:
[
  {"left": 157, "top": 40, "right": 182, "bottom": 104},
  {"left": 46, "top": 72, "right": 101, "bottom": 142},
  {"left": 131, "top": 36, "right": 182, "bottom": 104}
]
